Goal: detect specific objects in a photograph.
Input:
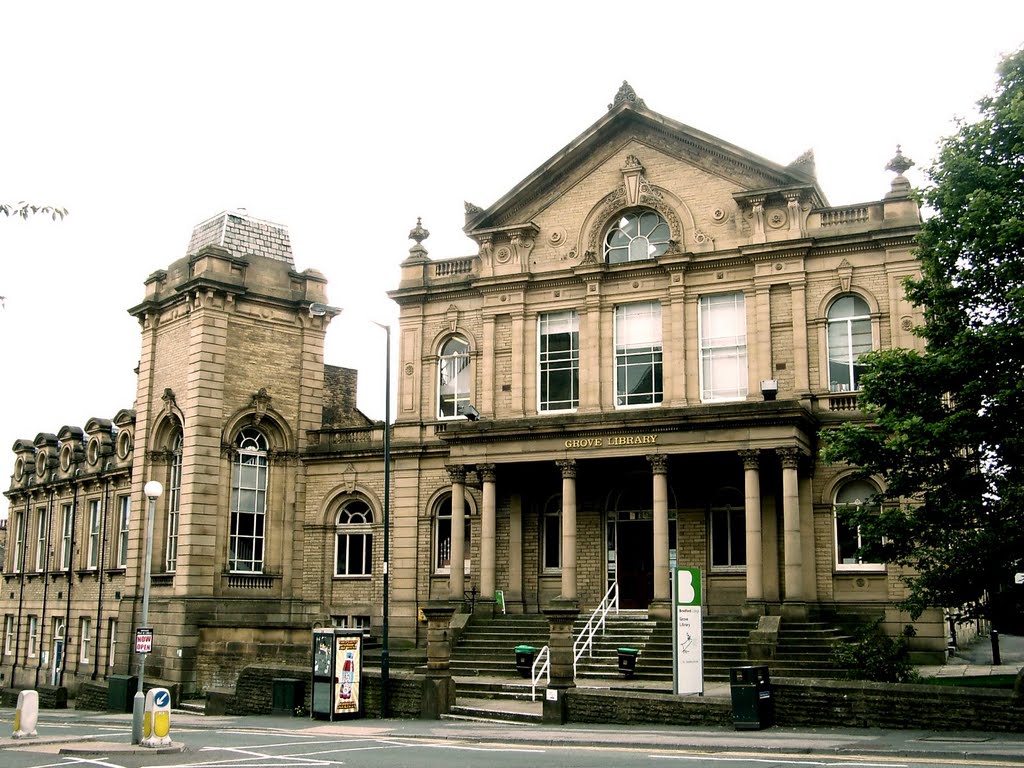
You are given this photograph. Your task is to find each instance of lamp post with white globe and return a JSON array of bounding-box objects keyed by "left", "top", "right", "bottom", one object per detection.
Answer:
[{"left": 131, "top": 480, "right": 162, "bottom": 744}]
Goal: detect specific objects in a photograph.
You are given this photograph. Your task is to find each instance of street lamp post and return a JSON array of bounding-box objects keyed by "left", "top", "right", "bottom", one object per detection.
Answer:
[
  {"left": 131, "top": 480, "right": 162, "bottom": 745},
  {"left": 371, "top": 321, "right": 391, "bottom": 719}
]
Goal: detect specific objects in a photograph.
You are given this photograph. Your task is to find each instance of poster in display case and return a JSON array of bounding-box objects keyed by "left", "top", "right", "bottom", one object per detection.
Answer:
[{"left": 310, "top": 628, "right": 364, "bottom": 720}]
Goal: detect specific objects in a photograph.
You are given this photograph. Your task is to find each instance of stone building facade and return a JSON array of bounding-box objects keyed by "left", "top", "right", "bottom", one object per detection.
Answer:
[{"left": 3, "top": 83, "right": 943, "bottom": 699}]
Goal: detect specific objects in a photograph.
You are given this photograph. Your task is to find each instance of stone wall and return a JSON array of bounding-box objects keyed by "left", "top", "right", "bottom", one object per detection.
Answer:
[
  {"left": 208, "top": 664, "right": 423, "bottom": 719},
  {"left": 0, "top": 685, "right": 67, "bottom": 709},
  {"left": 565, "top": 677, "right": 1024, "bottom": 732}
]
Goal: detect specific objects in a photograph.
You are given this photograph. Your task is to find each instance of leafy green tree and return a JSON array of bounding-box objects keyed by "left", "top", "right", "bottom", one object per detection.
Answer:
[
  {"left": 823, "top": 49, "right": 1024, "bottom": 646},
  {"left": 1, "top": 201, "right": 67, "bottom": 220}
]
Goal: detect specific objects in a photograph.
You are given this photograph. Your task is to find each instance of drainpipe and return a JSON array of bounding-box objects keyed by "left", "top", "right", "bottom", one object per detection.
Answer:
[
  {"left": 34, "top": 479, "right": 56, "bottom": 688},
  {"left": 11, "top": 483, "right": 34, "bottom": 688},
  {"left": 60, "top": 470, "right": 80, "bottom": 689},
  {"left": 92, "top": 466, "right": 112, "bottom": 680}
]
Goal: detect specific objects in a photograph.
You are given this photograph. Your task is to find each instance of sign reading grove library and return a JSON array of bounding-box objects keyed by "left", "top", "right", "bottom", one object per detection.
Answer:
[{"left": 673, "top": 567, "right": 703, "bottom": 696}]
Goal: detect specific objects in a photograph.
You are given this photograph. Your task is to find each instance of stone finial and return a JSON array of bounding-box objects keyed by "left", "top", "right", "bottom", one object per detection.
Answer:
[
  {"left": 407, "top": 217, "right": 430, "bottom": 260},
  {"left": 885, "top": 145, "right": 915, "bottom": 199},
  {"left": 885, "top": 145, "right": 915, "bottom": 176},
  {"left": 609, "top": 81, "right": 646, "bottom": 111},
  {"left": 464, "top": 201, "right": 483, "bottom": 217},
  {"left": 787, "top": 149, "right": 817, "bottom": 178}
]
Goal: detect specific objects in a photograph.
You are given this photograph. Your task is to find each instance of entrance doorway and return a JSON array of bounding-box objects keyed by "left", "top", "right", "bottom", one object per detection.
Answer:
[{"left": 615, "top": 518, "right": 653, "bottom": 609}]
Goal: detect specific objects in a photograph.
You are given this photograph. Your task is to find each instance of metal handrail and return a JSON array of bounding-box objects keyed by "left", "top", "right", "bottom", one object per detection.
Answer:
[
  {"left": 531, "top": 645, "right": 550, "bottom": 702},
  {"left": 573, "top": 581, "right": 619, "bottom": 675}
]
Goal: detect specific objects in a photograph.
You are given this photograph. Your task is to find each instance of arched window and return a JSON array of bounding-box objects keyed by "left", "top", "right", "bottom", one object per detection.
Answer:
[
  {"left": 335, "top": 499, "right": 374, "bottom": 577},
  {"left": 229, "top": 427, "right": 268, "bottom": 573},
  {"left": 434, "top": 495, "right": 471, "bottom": 574},
  {"left": 438, "top": 336, "right": 471, "bottom": 419},
  {"left": 834, "top": 478, "right": 883, "bottom": 570},
  {"left": 827, "top": 295, "right": 872, "bottom": 392},
  {"left": 605, "top": 209, "right": 671, "bottom": 264},
  {"left": 166, "top": 432, "right": 183, "bottom": 572}
]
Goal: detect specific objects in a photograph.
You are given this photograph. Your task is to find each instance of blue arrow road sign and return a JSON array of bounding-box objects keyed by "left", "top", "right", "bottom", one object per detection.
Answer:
[{"left": 154, "top": 690, "right": 170, "bottom": 708}]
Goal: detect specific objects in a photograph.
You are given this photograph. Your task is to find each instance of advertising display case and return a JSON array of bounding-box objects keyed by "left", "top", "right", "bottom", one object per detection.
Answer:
[{"left": 311, "top": 628, "right": 364, "bottom": 720}]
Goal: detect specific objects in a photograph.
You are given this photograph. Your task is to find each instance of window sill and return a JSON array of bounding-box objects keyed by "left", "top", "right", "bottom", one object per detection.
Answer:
[{"left": 333, "top": 574, "right": 372, "bottom": 580}]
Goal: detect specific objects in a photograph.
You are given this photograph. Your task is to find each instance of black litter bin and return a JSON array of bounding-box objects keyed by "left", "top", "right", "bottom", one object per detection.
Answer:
[
  {"left": 107, "top": 674, "right": 137, "bottom": 713},
  {"left": 729, "top": 665, "right": 773, "bottom": 730},
  {"left": 617, "top": 647, "right": 640, "bottom": 676},
  {"left": 514, "top": 645, "right": 537, "bottom": 678}
]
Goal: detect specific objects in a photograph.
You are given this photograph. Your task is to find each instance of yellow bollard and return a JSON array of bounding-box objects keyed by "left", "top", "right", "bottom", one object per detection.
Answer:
[{"left": 13, "top": 690, "right": 39, "bottom": 739}]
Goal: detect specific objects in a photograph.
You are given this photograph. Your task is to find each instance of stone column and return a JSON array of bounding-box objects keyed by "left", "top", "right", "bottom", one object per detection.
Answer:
[
  {"left": 542, "top": 598, "right": 580, "bottom": 724},
  {"left": 445, "top": 464, "right": 467, "bottom": 602},
  {"left": 478, "top": 463, "right": 497, "bottom": 611},
  {"left": 777, "top": 447, "right": 805, "bottom": 617},
  {"left": 739, "top": 449, "right": 764, "bottom": 613},
  {"left": 647, "top": 454, "right": 671, "bottom": 618},
  {"left": 420, "top": 602, "right": 456, "bottom": 719},
  {"left": 507, "top": 493, "right": 523, "bottom": 612},
  {"left": 556, "top": 459, "right": 577, "bottom": 601}
]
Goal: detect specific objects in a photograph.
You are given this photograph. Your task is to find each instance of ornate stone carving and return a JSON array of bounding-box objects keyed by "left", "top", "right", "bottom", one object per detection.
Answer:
[
  {"left": 837, "top": 259, "right": 853, "bottom": 293},
  {"left": 608, "top": 80, "right": 646, "bottom": 110},
  {"left": 464, "top": 201, "right": 484, "bottom": 217},
  {"left": 738, "top": 449, "right": 761, "bottom": 470},
  {"left": 407, "top": 217, "right": 429, "bottom": 261},
  {"left": 161, "top": 388, "right": 177, "bottom": 419},
  {"left": 446, "top": 464, "right": 467, "bottom": 483},
  {"left": 251, "top": 388, "right": 272, "bottom": 426},
  {"left": 478, "top": 463, "right": 497, "bottom": 483},
  {"left": 776, "top": 446, "right": 801, "bottom": 469},
  {"left": 885, "top": 145, "right": 914, "bottom": 175},
  {"left": 647, "top": 454, "right": 668, "bottom": 474},
  {"left": 556, "top": 458, "right": 577, "bottom": 479}
]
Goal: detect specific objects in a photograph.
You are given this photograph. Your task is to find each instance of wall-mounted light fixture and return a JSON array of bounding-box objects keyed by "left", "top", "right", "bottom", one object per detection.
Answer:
[
  {"left": 760, "top": 380, "right": 779, "bottom": 401},
  {"left": 459, "top": 404, "right": 481, "bottom": 421}
]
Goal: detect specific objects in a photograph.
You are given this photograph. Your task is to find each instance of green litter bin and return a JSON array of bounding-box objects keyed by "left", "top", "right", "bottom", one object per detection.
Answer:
[
  {"left": 514, "top": 645, "right": 537, "bottom": 677},
  {"left": 729, "top": 665, "right": 773, "bottom": 730},
  {"left": 617, "top": 647, "right": 640, "bottom": 676}
]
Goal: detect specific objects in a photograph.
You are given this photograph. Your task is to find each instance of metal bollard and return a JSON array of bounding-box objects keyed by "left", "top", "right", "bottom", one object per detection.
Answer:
[
  {"left": 141, "top": 687, "right": 172, "bottom": 748},
  {"left": 13, "top": 690, "right": 39, "bottom": 739}
]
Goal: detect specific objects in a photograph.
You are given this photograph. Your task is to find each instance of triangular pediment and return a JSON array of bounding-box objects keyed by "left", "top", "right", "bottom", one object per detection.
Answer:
[{"left": 465, "top": 85, "right": 826, "bottom": 237}]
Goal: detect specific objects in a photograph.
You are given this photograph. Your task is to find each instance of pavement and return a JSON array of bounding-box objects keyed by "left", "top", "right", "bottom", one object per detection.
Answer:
[{"left": 0, "top": 632, "right": 1021, "bottom": 762}]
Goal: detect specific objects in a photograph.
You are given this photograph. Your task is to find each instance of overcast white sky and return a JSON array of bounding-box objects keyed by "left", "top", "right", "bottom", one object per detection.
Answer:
[{"left": 2, "top": 1, "right": 1022, "bottom": 518}]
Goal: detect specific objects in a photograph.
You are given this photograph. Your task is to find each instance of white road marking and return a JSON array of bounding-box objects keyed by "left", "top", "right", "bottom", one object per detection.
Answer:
[{"left": 650, "top": 756, "right": 906, "bottom": 767}]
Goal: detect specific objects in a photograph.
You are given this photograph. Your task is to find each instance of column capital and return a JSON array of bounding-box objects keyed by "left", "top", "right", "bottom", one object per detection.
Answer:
[
  {"left": 556, "top": 459, "right": 577, "bottom": 479},
  {"left": 738, "top": 449, "right": 761, "bottom": 470},
  {"left": 775, "top": 446, "right": 801, "bottom": 469},
  {"left": 478, "top": 463, "right": 497, "bottom": 483},
  {"left": 646, "top": 454, "right": 668, "bottom": 475},
  {"left": 445, "top": 464, "right": 467, "bottom": 483}
]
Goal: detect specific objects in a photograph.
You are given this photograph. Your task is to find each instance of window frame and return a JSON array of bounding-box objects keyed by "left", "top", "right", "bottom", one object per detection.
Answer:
[
  {"left": 86, "top": 499, "right": 101, "bottom": 570},
  {"left": 3, "top": 615, "right": 13, "bottom": 655},
  {"left": 434, "top": 496, "right": 471, "bottom": 575},
  {"left": 826, "top": 294, "right": 873, "bottom": 393},
  {"left": 699, "top": 291, "right": 748, "bottom": 402},
  {"left": 35, "top": 505, "right": 48, "bottom": 572},
  {"left": 166, "top": 432, "right": 183, "bottom": 572},
  {"left": 833, "top": 479, "right": 885, "bottom": 571},
  {"left": 12, "top": 509, "right": 25, "bottom": 573},
  {"left": 334, "top": 498, "right": 374, "bottom": 578},
  {"left": 79, "top": 616, "right": 91, "bottom": 664},
  {"left": 613, "top": 301, "right": 664, "bottom": 408},
  {"left": 60, "top": 503, "right": 73, "bottom": 571},
  {"left": 542, "top": 497, "right": 561, "bottom": 573},
  {"left": 116, "top": 495, "right": 130, "bottom": 569},
  {"left": 709, "top": 489, "right": 746, "bottom": 571},
  {"left": 538, "top": 310, "right": 580, "bottom": 413},
  {"left": 228, "top": 427, "right": 269, "bottom": 574},
  {"left": 437, "top": 335, "right": 471, "bottom": 420},
  {"left": 28, "top": 615, "right": 38, "bottom": 659},
  {"left": 604, "top": 209, "right": 672, "bottom": 264},
  {"left": 108, "top": 617, "right": 118, "bottom": 668}
]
